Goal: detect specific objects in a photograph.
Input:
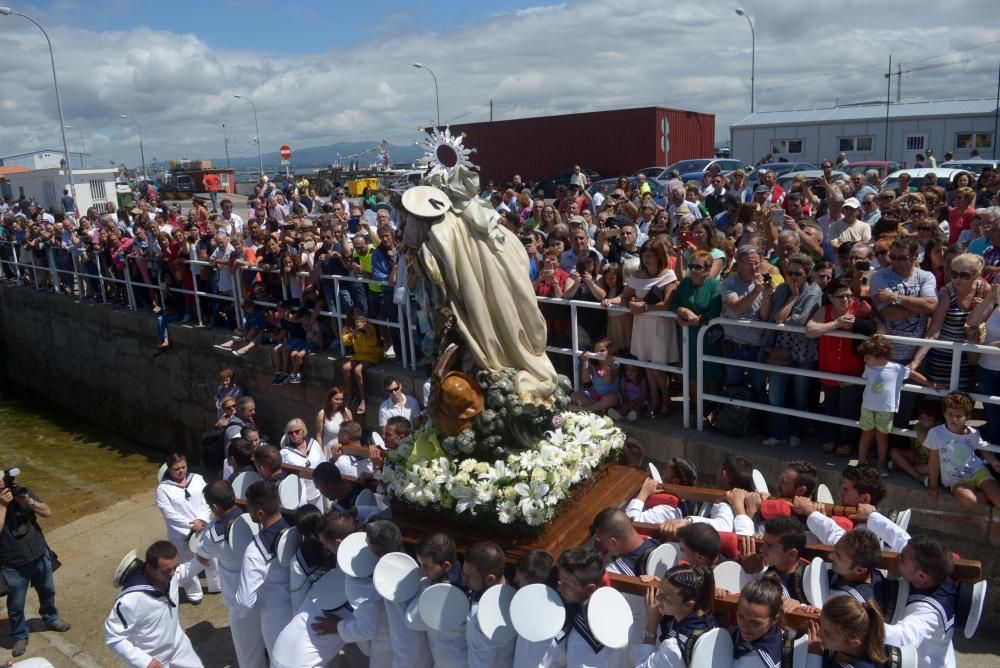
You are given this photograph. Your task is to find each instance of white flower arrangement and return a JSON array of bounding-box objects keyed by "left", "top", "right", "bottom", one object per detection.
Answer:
[{"left": 381, "top": 411, "right": 626, "bottom": 527}]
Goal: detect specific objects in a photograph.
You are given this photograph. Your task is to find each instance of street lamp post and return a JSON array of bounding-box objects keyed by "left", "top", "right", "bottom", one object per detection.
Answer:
[
  {"left": 412, "top": 63, "right": 440, "bottom": 127},
  {"left": 1, "top": 7, "right": 76, "bottom": 199},
  {"left": 735, "top": 8, "right": 755, "bottom": 113},
  {"left": 64, "top": 125, "right": 85, "bottom": 167},
  {"left": 120, "top": 114, "right": 147, "bottom": 180},
  {"left": 234, "top": 94, "right": 263, "bottom": 176}
]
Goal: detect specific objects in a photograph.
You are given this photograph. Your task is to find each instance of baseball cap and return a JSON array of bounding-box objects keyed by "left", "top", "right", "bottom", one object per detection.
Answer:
[
  {"left": 842, "top": 197, "right": 861, "bottom": 210},
  {"left": 753, "top": 184, "right": 770, "bottom": 194}
]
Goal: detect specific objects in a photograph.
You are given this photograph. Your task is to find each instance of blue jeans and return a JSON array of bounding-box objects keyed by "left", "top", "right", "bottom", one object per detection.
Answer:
[
  {"left": 2, "top": 553, "right": 60, "bottom": 640},
  {"left": 725, "top": 345, "right": 766, "bottom": 402},
  {"left": 158, "top": 312, "right": 182, "bottom": 341},
  {"left": 767, "top": 361, "right": 816, "bottom": 440},
  {"left": 979, "top": 366, "right": 1000, "bottom": 444}
]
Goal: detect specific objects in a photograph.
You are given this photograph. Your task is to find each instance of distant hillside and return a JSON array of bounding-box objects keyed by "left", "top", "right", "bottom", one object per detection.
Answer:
[{"left": 212, "top": 141, "right": 425, "bottom": 170}]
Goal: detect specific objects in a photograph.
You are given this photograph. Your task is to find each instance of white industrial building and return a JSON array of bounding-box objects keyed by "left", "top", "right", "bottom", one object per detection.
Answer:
[
  {"left": 730, "top": 98, "right": 999, "bottom": 167},
  {"left": 0, "top": 149, "right": 87, "bottom": 170},
  {"left": 2, "top": 166, "right": 119, "bottom": 214}
]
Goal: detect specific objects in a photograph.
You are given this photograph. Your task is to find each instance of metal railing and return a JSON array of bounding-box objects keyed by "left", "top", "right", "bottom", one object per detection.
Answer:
[{"left": 695, "top": 316, "right": 1000, "bottom": 454}]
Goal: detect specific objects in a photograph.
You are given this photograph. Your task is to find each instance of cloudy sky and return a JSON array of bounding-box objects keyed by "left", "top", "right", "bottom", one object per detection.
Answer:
[{"left": 1, "top": 0, "right": 997, "bottom": 168}]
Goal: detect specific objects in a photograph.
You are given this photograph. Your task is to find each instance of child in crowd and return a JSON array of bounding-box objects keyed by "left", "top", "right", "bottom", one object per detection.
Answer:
[
  {"left": 924, "top": 391, "right": 1000, "bottom": 508},
  {"left": 617, "top": 361, "right": 649, "bottom": 424},
  {"left": 463, "top": 541, "right": 516, "bottom": 668},
  {"left": 807, "top": 596, "right": 894, "bottom": 668},
  {"left": 731, "top": 577, "right": 789, "bottom": 668},
  {"left": 890, "top": 398, "right": 941, "bottom": 486},
  {"left": 636, "top": 564, "right": 716, "bottom": 667},
  {"left": 573, "top": 337, "right": 621, "bottom": 416},
  {"left": 416, "top": 533, "right": 467, "bottom": 668},
  {"left": 341, "top": 305, "right": 383, "bottom": 415},
  {"left": 513, "top": 550, "right": 560, "bottom": 668},
  {"left": 602, "top": 263, "right": 632, "bottom": 355},
  {"left": 556, "top": 545, "right": 630, "bottom": 667},
  {"left": 219, "top": 298, "right": 267, "bottom": 356},
  {"left": 856, "top": 335, "right": 928, "bottom": 477}
]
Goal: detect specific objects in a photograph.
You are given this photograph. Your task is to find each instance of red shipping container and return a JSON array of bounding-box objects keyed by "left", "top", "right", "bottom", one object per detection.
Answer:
[{"left": 447, "top": 106, "right": 714, "bottom": 184}]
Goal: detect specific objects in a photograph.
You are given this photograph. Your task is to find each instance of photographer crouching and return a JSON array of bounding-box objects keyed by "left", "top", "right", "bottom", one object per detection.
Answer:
[{"left": 0, "top": 468, "right": 70, "bottom": 657}]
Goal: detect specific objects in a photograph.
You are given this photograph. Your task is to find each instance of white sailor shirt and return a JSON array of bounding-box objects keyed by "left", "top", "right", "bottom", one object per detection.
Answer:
[
  {"left": 280, "top": 438, "right": 324, "bottom": 507},
  {"left": 290, "top": 546, "right": 327, "bottom": 613},
  {"left": 234, "top": 518, "right": 294, "bottom": 655},
  {"left": 514, "top": 636, "right": 566, "bottom": 668},
  {"left": 339, "top": 574, "right": 393, "bottom": 666},
  {"left": 383, "top": 590, "right": 434, "bottom": 668},
  {"left": 624, "top": 499, "right": 683, "bottom": 524},
  {"left": 271, "top": 589, "right": 352, "bottom": 668},
  {"left": 564, "top": 604, "right": 630, "bottom": 668},
  {"left": 466, "top": 593, "right": 516, "bottom": 668},
  {"left": 155, "top": 473, "right": 211, "bottom": 544},
  {"left": 633, "top": 613, "right": 716, "bottom": 668},
  {"left": 196, "top": 507, "right": 245, "bottom": 607},
  {"left": 418, "top": 576, "right": 469, "bottom": 668},
  {"left": 688, "top": 501, "right": 735, "bottom": 533},
  {"left": 104, "top": 562, "right": 203, "bottom": 668}
]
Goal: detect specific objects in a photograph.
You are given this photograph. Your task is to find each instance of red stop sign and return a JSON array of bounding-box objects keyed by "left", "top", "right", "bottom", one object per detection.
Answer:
[{"left": 279, "top": 145, "right": 292, "bottom": 160}]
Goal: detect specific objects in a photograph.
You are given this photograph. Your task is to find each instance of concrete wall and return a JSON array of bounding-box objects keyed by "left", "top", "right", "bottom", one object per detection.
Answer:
[{"left": 0, "top": 285, "right": 424, "bottom": 457}]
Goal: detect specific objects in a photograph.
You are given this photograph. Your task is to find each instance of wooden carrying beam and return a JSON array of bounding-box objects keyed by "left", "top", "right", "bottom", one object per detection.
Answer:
[
  {"left": 632, "top": 523, "right": 982, "bottom": 581},
  {"left": 606, "top": 573, "right": 819, "bottom": 631},
  {"left": 651, "top": 482, "right": 857, "bottom": 517}
]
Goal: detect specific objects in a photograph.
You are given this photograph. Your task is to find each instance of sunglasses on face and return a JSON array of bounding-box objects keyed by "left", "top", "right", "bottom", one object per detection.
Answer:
[
  {"left": 288, "top": 428, "right": 304, "bottom": 435},
  {"left": 688, "top": 263, "right": 706, "bottom": 271},
  {"left": 388, "top": 385, "right": 401, "bottom": 392},
  {"left": 889, "top": 254, "right": 911, "bottom": 261},
  {"left": 787, "top": 270, "right": 806, "bottom": 277}
]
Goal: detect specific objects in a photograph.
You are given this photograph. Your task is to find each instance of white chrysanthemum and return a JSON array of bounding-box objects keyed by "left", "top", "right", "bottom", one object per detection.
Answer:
[{"left": 497, "top": 500, "right": 517, "bottom": 524}]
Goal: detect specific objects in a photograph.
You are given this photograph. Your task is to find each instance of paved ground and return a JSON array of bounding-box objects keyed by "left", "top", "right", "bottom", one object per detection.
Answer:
[{"left": 2, "top": 467, "right": 998, "bottom": 667}]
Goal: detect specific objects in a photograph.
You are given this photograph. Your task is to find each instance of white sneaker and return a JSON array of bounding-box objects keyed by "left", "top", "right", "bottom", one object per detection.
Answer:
[
  {"left": 789, "top": 436, "right": 802, "bottom": 447},
  {"left": 607, "top": 408, "right": 623, "bottom": 421},
  {"left": 761, "top": 437, "right": 786, "bottom": 447},
  {"left": 384, "top": 345, "right": 396, "bottom": 359}
]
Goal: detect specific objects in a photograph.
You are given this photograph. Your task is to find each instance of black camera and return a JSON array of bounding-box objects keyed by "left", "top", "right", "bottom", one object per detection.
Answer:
[{"left": 3, "top": 468, "right": 27, "bottom": 497}]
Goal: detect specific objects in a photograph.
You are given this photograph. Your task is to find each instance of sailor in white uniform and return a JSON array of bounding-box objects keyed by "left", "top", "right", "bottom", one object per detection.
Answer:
[
  {"left": 104, "top": 541, "right": 204, "bottom": 668},
  {"left": 196, "top": 480, "right": 266, "bottom": 668},
  {"left": 463, "top": 541, "right": 516, "bottom": 668},
  {"left": 335, "top": 521, "right": 396, "bottom": 667},
  {"left": 154, "top": 454, "right": 218, "bottom": 602},
  {"left": 271, "top": 511, "right": 358, "bottom": 668},
  {"left": 233, "top": 481, "right": 294, "bottom": 658}
]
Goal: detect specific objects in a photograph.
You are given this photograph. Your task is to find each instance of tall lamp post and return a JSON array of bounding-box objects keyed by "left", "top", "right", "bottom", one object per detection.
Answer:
[
  {"left": 0, "top": 7, "right": 76, "bottom": 197},
  {"left": 64, "top": 125, "right": 85, "bottom": 167},
  {"left": 234, "top": 94, "right": 263, "bottom": 176},
  {"left": 735, "top": 8, "right": 755, "bottom": 113},
  {"left": 120, "top": 115, "right": 147, "bottom": 180},
  {"left": 412, "top": 63, "right": 440, "bottom": 127}
]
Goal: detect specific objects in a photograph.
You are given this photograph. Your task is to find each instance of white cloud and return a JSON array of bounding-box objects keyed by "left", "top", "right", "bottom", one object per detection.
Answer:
[{"left": 0, "top": 0, "right": 996, "bottom": 166}]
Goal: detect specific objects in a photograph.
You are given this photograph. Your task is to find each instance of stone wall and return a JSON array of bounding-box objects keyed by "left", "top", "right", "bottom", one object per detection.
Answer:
[{"left": 0, "top": 285, "right": 424, "bottom": 457}]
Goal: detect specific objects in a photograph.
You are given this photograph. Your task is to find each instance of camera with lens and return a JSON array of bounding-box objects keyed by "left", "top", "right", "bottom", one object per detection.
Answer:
[{"left": 3, "top": 468, "right": 27, "bottom": 498}]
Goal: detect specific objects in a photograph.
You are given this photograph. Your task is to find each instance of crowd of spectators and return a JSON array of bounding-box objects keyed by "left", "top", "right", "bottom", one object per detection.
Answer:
[{"left": 5, "top": 159, "right": 1000, "bottom": 499}]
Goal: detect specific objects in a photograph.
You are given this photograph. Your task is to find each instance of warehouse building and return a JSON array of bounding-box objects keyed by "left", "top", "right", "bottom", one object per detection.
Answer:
[
  {"left": 448, "top": 106, "right": 715, "bottom": 184},
  {"left": 730, "top": 98, "right": 999, "bottom": 167}
]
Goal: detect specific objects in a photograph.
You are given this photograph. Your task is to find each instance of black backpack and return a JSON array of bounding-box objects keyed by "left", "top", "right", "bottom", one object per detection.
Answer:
[{"left": 711, "top": 386, "right": 755, "bottom": 437}]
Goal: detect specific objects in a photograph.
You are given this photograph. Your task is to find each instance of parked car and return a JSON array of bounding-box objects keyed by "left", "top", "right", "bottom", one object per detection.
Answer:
[
  {"left": 842, "top": 161, "right": 901, "bottom": 179},
  {"left": 774, "top": 169, "right": 848, "bottom": 193},
  {"left": 675, "top": 158, "right": 747, "bottom": 184},
  {"left": 534, "top": 168, "right": 600, "bottom": 196},
  {"left": 588, "top": 177, "right": 665, "bottom": 204},
  {"left": 939, "top": 159, "right": 999, "bottom": 176},
  {"left": 880, "top": 168, "right": 969, "bottom": 194},
  {"left": 633, "top": 166, "right": 669, "bottom": 180},
  {"left": 746, "top": 161, "right": 817, "bottom": 186}
]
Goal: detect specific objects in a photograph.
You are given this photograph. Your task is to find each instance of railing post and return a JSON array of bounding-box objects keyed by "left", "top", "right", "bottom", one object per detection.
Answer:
[
  {"left": 70, "top": 249, "right": 82, "bottom": 300},
  {"left": 949, "top": 344, "right": 963, "bottom": 393},
  {"left": 570, "top": 301, "right": 581, "bottom": 392},
  {"left": 189, "top": 250, "right": 204, "bottom": 327},
  {"left": 94, "top": 253, "right": 108, "bottom": 303},
  {"left": 29, "top": 247, "right": 40, "bottom": 290},
  {"left": 407, "top": 289, "right": 418, "bottom": 371},
  {"left": 46, "top": 246, "right": 59, "bottom": 293},
  {"left": 696, "top": 322, "right": 707, "bottom": 432},
  {"left": 681, "top": 325, "right": 690, "bottom": 430},
  {"left": 122, "top": 256, "right": 137, "bottom": 311},
  {"left": 232, "top": 265, "right": 244, "bottom": 330}
]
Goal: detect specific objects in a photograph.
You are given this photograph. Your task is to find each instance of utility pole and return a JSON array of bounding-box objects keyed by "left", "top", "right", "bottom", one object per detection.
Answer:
[
  {"left": 490, "top": 99, "right": 493, "bottom": 122},
  {"left": 222, "top": 123, "right": 231, "bottom": 170},
  {"left": 884, "top": 54, "right": 892, "bottom": 163},
  {"left": 896, "top": 62, "right": 902, "bottom": 103}
]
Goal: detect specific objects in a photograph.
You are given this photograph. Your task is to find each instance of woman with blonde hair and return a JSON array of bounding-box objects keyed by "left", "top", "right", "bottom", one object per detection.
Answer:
[
  {"left": 912, "top": 252, "right": 987, "bottom": 391},
  {"left": 279, "top": 417, "right": 324, "bottom": 507}
]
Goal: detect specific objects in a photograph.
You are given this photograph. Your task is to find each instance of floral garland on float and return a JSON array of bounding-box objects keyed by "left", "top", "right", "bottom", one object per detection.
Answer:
[{"left": 382, "top": 129, "right": 625, "bottom": 531}]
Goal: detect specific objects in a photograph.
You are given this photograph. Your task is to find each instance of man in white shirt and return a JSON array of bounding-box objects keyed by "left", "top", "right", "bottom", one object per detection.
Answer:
[
  {"left": 569, "top": 165, "right": 588, "bottom": 188},
  {"left": 219, "top": 199, "right": 245, "bottom": 237},
  {"left": 104, "top": 541, "right": 204, "bottom": 668},
  {"left": 378, "top": 376, "right": 422, "bottom": 428},
  {"left": 209, "top": 231, "right": 236, "bottom": 297},
  {"left": 828, "top": 198, "right": 871, "bottom": 249},
  {"left": 196, "top": 480, "right": 266, "bottom": 668}
]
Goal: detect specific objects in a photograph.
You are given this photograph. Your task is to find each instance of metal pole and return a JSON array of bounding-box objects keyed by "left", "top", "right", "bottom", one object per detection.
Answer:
[
  {"left": 235, "top": 95, "right": 264, "bottom": 176},
  {"left": 993, "top": 61, "right": 999, "bottom": 161},
  {"left": 222, "top": 123, "right": 232, "bottom": 170},
  {"left": 2, "top": 10, "right": 77, "bottom": 205},
  {"left": 413, "top": 64, "right": 440, "bottom": 127},
  {"left": 735, "top": 9, "right": 755, "bottom": 113},
  {"left": 65, "top": 125, "right": 85, "bottom": 167},
  {"left": 884, "top": 54, "right": 892, "bottom": 163}
]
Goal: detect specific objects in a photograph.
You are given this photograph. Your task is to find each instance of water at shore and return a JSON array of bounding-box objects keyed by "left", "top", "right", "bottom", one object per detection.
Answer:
[{"left": 0, "top": 390, "right": 161, "bottom": 529}]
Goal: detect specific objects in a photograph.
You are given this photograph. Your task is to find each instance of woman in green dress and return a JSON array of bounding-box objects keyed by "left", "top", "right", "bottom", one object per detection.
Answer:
[{"left": 670, "top": 249, "right": 723, "bottom": 412}]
